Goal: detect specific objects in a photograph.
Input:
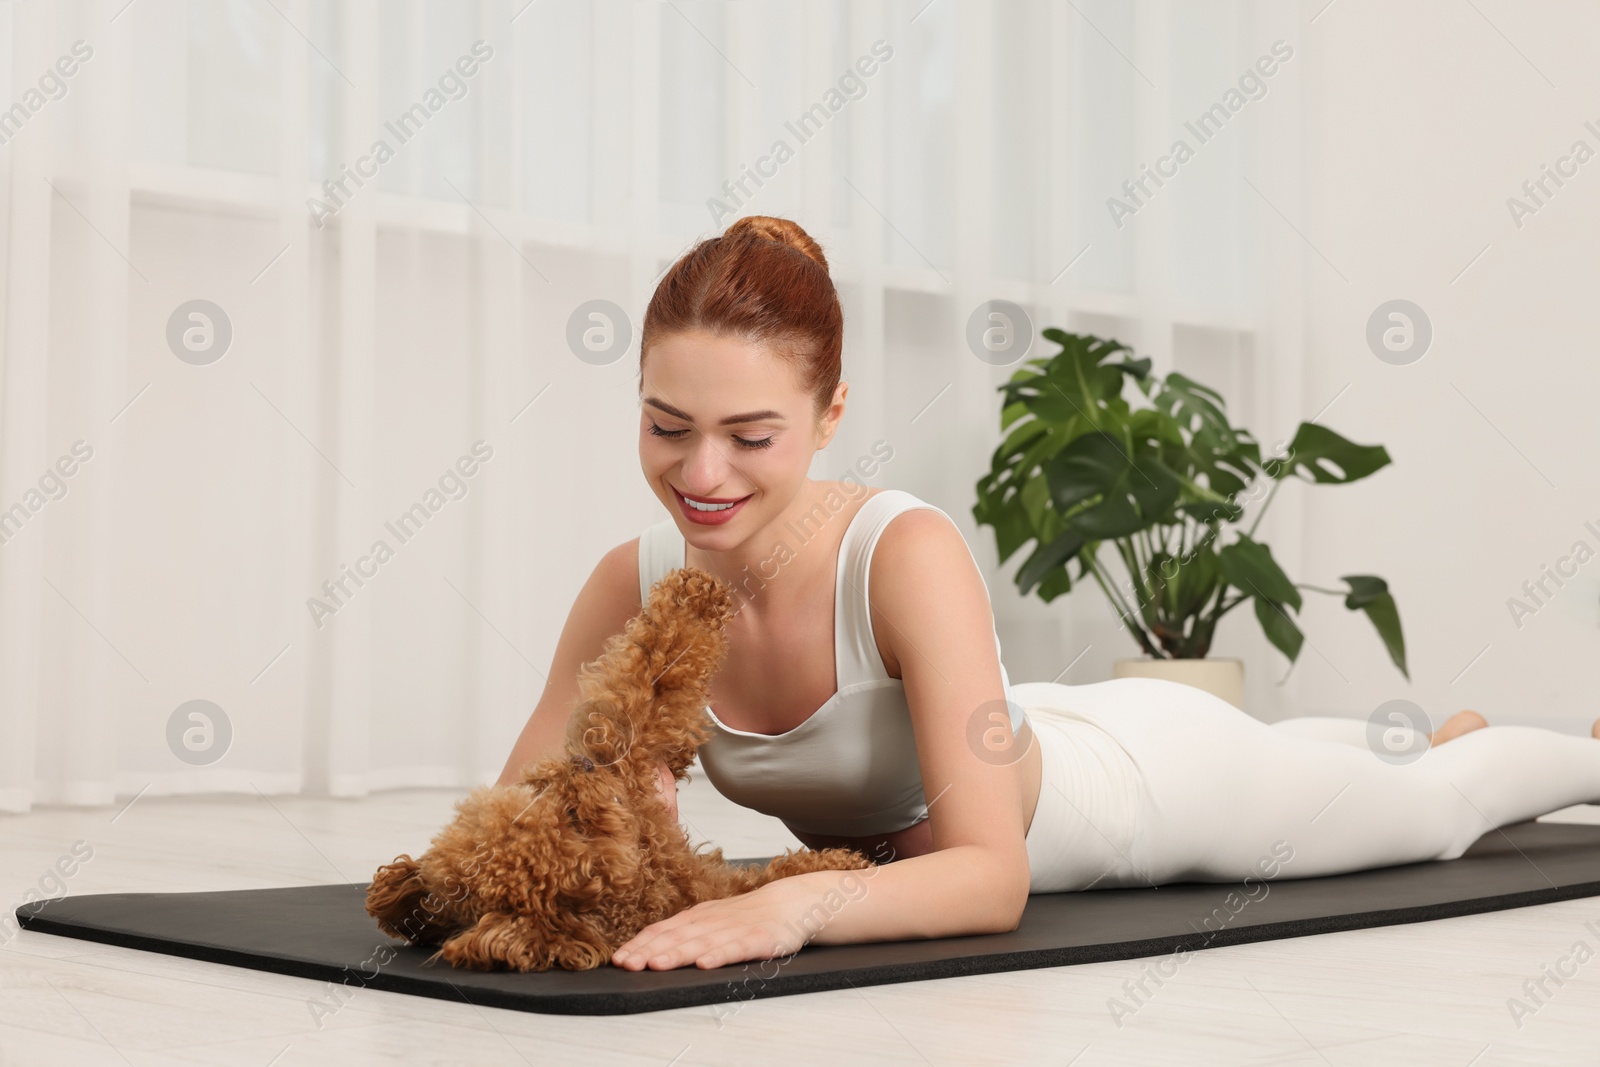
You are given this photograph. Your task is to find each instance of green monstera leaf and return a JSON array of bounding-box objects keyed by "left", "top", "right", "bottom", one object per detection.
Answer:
[
  {"left": 971, "top": 327, "right": 1406, "bottom": 677},
  {"left": 1341, "top": 575, "right": 1409, "bottom": 680}
]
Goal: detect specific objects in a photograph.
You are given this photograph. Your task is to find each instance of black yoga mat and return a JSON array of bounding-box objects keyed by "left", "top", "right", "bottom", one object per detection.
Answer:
[{"left": 18, "top": 820, "right": 1600, "bottom": 1016}]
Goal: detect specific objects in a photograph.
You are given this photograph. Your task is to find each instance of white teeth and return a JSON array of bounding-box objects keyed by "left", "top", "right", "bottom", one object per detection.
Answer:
[{"left": 683, "top": 494, "right": 738, "bottom": 512}]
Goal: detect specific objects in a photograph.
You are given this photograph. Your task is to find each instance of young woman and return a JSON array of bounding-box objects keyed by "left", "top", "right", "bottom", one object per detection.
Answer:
[{"left": 497, "top": 215, "right": 1600, "bottom": 973}]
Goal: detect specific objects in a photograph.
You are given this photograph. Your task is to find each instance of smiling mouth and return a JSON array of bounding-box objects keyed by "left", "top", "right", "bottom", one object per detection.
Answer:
[{"left": 673, "top": 487, "right": 751, "bottom": 513}]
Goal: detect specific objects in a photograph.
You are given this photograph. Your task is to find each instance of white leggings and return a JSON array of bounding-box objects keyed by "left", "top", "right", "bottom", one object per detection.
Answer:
[{"left": 1018, "top": 677, "right": 1600, "bottom": 894}]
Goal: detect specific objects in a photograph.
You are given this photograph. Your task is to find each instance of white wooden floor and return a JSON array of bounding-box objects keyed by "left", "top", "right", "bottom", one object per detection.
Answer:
[{"left": 4, "top": 772, "right": 1599, "bottom": 1066}]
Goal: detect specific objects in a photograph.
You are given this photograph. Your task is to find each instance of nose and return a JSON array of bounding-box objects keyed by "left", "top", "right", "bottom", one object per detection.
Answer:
[{"left": 679, "top": 435, "right": 738, "bottom": 493}]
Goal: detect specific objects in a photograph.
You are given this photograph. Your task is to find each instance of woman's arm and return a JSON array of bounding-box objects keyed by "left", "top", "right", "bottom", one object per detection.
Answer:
[
  {"left": 494, "top": 539, "right": 644, "bottom": 787},
  {"left": 613, "top": 509, "right": 1034, "bottom": 968},
  {"left": 805, "top": 508, "right": 1034, "bottom": 933}
]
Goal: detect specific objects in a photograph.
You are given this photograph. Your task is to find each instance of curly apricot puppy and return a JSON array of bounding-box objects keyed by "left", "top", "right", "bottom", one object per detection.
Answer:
[{"left": 365, "top": 566, "right": 874, "bottom": 972}]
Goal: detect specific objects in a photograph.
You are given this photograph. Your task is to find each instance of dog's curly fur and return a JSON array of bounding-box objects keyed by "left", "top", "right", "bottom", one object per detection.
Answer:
[{"left": 364, "top": 566, "right": 875, "bottom": 971}]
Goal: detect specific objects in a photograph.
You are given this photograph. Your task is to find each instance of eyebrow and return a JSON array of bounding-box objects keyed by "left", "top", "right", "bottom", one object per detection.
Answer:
[{"left": 642, "top": 397, "right": 787, "bottom": 426}]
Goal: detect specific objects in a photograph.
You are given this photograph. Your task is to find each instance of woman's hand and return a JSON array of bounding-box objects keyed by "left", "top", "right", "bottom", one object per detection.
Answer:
[
  {"left": 611, "top": 880, "right": 810, "bottom": 971},
  {"left": 654, "top": 759, "right": 678, "bottom": 822}
]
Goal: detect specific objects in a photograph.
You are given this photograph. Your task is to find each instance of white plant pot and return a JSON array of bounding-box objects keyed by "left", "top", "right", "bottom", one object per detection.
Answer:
[{"left": 1111, "top": 656, "right": 1245, "bottom": 711}]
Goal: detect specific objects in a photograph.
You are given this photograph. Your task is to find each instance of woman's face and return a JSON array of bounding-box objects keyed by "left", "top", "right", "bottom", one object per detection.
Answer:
[{"left": 639, "top": 328, "right": 842, "bottom": 548}]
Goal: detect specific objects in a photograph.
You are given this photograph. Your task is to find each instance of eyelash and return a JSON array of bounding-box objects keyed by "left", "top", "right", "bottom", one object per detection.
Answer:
[{"left": 647, "top": 423, "right": 775, "bottom": 450}]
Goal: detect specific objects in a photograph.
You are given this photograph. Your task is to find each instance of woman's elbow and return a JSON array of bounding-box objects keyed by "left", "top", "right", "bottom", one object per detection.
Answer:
[
  {"left": 986, "top": 864, "right": 1032, "bottom": 932},
  {"left": 1000, "top": 890, "right": 1030, "bottom": 931}
]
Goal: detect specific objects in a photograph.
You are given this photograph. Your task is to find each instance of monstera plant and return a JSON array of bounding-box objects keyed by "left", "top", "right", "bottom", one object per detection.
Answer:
[{"left": 972, "top": 328, "right": 1407, "bottom": 680}]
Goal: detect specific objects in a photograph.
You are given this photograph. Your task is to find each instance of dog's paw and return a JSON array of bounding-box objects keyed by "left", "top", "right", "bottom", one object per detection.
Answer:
[
  {"left": 814, "top": 846, "right": 877, "bottom": 872},
  {"left": 760, "top": 847, "right": 876, "bottom": 882},
  {"left": 365, "top": 856, "right": 437, "bottom": 942},
  {"left": 433, "top": 912, "right": 611, "bottom": 972}
]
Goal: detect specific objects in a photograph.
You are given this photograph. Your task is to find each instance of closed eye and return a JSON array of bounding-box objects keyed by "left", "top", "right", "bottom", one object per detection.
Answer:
[{"left": 647, "top": 422, "right": 775, "bottom": 450}]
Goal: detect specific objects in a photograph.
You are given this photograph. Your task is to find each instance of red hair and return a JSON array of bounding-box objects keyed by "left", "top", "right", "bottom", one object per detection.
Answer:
[{"left": 639, "top": 215, "right": 843, "bottom": 418}]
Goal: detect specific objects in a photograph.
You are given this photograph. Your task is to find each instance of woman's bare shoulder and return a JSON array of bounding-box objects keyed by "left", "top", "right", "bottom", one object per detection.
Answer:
[
  {"left": 870, "top": 506, "right": 989, "bottom": 614},
  {"left": 563, "top": 537, "right": 646, "bottom": 639},
  {"left": 594, "top": 535, "right": 644, "bottom": 609},
  {"left": 875, "top": 502, "right": 964, "bottom": 553}
]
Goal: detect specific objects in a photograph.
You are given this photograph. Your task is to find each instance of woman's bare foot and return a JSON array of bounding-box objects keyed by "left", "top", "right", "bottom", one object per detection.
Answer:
[
  {"left": 1591, "top": 717, "right": 1600, "bottom": 741},
  {"left": 1430, "top": 709, "right": 1488, "bottom": 746}
]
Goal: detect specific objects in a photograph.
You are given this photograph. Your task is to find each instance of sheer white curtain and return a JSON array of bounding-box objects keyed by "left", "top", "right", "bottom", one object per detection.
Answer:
[{"left": 0, "top": 0, "right": 1296, "bottom": 813}]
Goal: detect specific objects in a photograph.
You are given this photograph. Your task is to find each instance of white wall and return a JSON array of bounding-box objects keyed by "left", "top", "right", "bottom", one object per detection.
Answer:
[
  {"left": 6, "top": 0, "right": 1591, "bottom": 813},
  {"left": 1281, "top": 0, "right": 1600, "bottom": 733}
]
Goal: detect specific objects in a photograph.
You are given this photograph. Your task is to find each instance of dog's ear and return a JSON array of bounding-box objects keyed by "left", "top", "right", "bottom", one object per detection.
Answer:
[
  {"left": 433, "top": 910, "right": 612, "bottom": 972},
  {"left": 565, "top": 567, "right": 734, "bottom": 775},
  {"left": 365, "top": 856, "right": 455, "bottom": 946}
]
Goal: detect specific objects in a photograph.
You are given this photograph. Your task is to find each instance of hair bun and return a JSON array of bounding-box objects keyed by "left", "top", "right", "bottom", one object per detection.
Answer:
[
  {"left": 645, "top": 214, "right": 843, "bottom": 417},
  {"left": 725, "top": 215, "right": 829, "bottom": 273}
]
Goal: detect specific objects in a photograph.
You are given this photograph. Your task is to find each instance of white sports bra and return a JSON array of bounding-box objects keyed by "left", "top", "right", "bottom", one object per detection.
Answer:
[{"left": 635, "top": 487, "right": 1026, "bottom": 837}]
